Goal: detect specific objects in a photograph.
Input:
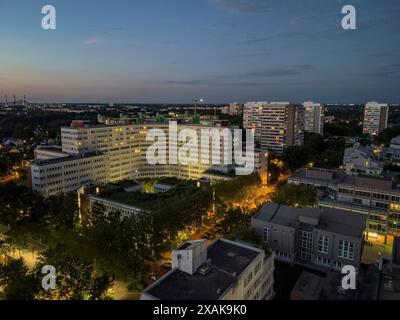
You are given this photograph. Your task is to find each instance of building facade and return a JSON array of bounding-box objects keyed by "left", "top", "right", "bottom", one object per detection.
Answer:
[
  {"left": 88, "top": 194, "right": 142, "bottom": 218},
  {"left": 251, "top": 203, "right": 366, "bottom": 272},
  {"left": 391, "top": 136, "right": 400, "bottom": 150},
  {"left": 343, "top": 144, "right": 384, "bottom": 176},
  {"left": 30, "top": 119, "right": 265, "bottom": 197},
  {"left": 243, "top": 101, "right": 304, "bottom": 154},
  {"left": 140, "top": 238, "right": 275, "bottom": 300},
  {"left": 303, "top": 101, "right": 324, "bottom": 135},
  {"left": 243, "top": 101, "right": 265, "bottom": 143},
  {"left": 222, "top": 102, "right": 243, "bottom": 116},
  {"left": 363, "top": 102, "right": 389, "bottom": 136},
  {"left": 288, "top": 168, "right": 400, "bottom": 243}
]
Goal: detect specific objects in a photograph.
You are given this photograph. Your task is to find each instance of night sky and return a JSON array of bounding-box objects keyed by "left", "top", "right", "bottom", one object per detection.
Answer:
[{"left": 1, "top": 0, "right": 400, "bottom": 103}]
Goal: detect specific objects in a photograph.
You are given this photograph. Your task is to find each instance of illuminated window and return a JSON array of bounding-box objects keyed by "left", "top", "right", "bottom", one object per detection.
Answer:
[{"left": 391, "top": 204, "right": 400, "bottom": 212}]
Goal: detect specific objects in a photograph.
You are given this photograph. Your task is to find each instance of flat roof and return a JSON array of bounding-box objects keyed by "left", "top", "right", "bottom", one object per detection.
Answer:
[
  {"left": 253, "top": 203, "right": 366, "bottom": 238},
  {"left": 289, "top": 168, "right": 345, "bottom": 184},
  {"left": 146, "top": 268, "right": 234, "bottom": 300},
  {"left": 340, "top": 175, "right": 394, "bottom": 191},
  {"left": 145, "top": 239, "right": 262, "bottom": 300},
  {"left": 61, "top": 122, "right": 237, "bottom": 130},
  {"left": 290, "top": 167, "right": 398, "bottom": 191},
  {"left": 35, "top": 145, "right": 65, "bottom": 152},
  {"left": 96, "top": 180, "right": 196, "bottom": 210},
  {"left": 291, "top": 271, "right": 323, "bottom": 300},
  {"left": 30, "top": 152, "right": 104, "bottom": 166},
  {"left": 97, "top": 191, "right": 155, "bottom": 210}
]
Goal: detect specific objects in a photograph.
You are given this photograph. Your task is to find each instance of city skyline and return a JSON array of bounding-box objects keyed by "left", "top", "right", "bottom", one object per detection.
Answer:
[
  {"left": 2, "top": 1, "right": 400, "bottom": 305},
  {"left": 1, "top": 0, "right": 400, "bottom": 103}
]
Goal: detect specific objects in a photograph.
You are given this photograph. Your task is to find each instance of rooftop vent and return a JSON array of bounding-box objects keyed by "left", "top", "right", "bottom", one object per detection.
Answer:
[{"left": 198, "top": 264, "right": 211, "bottom": 276}]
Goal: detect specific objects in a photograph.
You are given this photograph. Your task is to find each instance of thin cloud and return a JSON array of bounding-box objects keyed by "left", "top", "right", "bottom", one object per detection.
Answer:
[
  {"left": 82, "top": 37, "right": 104, "bottom": 45},
  {"left": 209, "top": 0, "right": 271, "bottom": 14},
  {"left": 231, "top": 52, "right": 270, "bottom": 58},
  {"left": 363, "top": 64, "right": 400, "bottom": 78},
  {"left": 209, "top": 22, "right": 238, "bottom": 29},
  {"left": 166, "top": 64, "right": 315, "bottom": 86},
  {"left": 241, "top": 31, "right": 305, "bottom": 45}
]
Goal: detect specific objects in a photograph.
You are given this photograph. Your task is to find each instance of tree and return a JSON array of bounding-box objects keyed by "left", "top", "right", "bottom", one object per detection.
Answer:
[
  {"left": 215, "top": 206, "right": 253, "bottom": 236},
  {"left": 90, "top": 202, "right": 107, "bottom": 226},
  {"left": 375, "top": 126, "right": 400, "bottom": 146},
  {"left": 0, "top": 160, "right": 8, "bottom": 176},
  {"left": 272, "top": 183, "right": 317, "bottom": 207},
  {"left": 282, "top": 134, "right": 345, "bottom": 171},
  {"left": 83, "top": 214, "right": 152, "bottom": 290},
  {"left": 44, "top": 193, "right": 78, "bottom": 229},
  {"left": 0, "top": 258, "right": 40, "bottom": 300},
  {"left": 37, "top": 244, "right": 114, "bottom": 300},
  {"left": 214, "top": 174, "right": 260, "bottom": 203},
  {"left": 226, "top": 228, "right": 269, "bottom": 254}
]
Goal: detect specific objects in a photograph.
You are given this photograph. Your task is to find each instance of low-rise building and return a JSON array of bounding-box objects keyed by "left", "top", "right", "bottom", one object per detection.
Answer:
[
  {"left": 291, "top": 270, "right": 358, "bottom": 300},
  {"left": 153, "top": 182, "right": 175, "bottom": 193},
  {"left": 390, "top": 136, "right": 400, "bottom": 150},
  {"left": 288, "top": 167, "right": 400, "bottom": 242},
  {"left": 141, "top": 238, "right": 275, "bottom": 300},
  {"left": 290, "top": 271, "right": 324, "bottom": 300},
  {"left": 343, "top": 144, "right": 384, "bottom": 176},
  {"left": 251, "top": 203, "right": 366, "bottom": 272},
  {"left": 89, "top": 194, "right": 142, "bottom": 218}
]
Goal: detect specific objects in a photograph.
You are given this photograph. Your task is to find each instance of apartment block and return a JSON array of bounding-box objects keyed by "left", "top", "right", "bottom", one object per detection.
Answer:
[
  {"left": 288, "top": 168, "right": 400, "bottom": 243},
  {"left": 243, "top": 101, "right": 265, "bottom": 143},
  {"left": 303, "top": 101, "right": 324, "bottom": 135},
  {"left": 222, "top": 102, "right": 243, "bottom": 116},
  {"left": 363, "top": 102, "right": 389, "bottom": 136},
  {"left": 30, "top": 119, "right": 264, "bottom": 197},
  {"left": 251, "top": 203, "right": 366, "bottom": 271},
  {"left": 243, "top": 101, "right": 304, "bottom": 154},
  {"left": 140, "top": 239, "right": 275, "bottom": 300}
]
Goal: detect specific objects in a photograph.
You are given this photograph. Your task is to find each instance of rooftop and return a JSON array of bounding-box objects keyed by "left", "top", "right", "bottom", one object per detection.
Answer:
[
  {"left": 290, "top": 167, "right": 397, "bottom": 191},
  {"left": 35, "top": 145, "right": 64, "bottom": 153},
  {"left": 61, "top": 121, "right": 237, "bottom": 131},
  {"left": 30, "top": 151, "right": 105, "bottom": 166},
  {"left": 341, "top": 175, "right": 394, "bottom": 191},
  {"left": 96, "top": 179, "right": 197, "bottom": 210},
  {"left": 144, "top": 239, "right": 263, "bottom": 300},
  {"left": 289, "top": 168, "right": 345, "bottom": 184},
  {"left": 253, "top": 203, "right": 366, "bottom": 238},
  {"left": 391, "top": 136, "right": 400, "bottom": 146},
  {"left": 290, "top": 271, "right": 323, "bottom": 300}
]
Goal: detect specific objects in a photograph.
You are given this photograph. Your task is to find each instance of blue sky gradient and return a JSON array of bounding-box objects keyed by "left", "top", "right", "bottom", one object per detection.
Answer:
[{"left": 1, "top": 0, "right": 400, "bottom": 103}]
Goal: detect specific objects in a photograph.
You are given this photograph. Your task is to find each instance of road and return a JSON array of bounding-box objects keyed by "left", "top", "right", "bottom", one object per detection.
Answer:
[{"left": 0, "top": 173, "right": 17, "bottom": 184}]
